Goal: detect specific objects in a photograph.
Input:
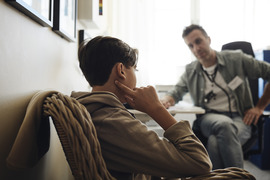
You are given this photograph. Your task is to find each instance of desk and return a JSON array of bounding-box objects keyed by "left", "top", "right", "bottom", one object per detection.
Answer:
[
  {"left": 128, "top": 101, "right": 205, "bottom": 123},
  {"left": 128, "top": 102, "right": 205, "bottom": 137}
]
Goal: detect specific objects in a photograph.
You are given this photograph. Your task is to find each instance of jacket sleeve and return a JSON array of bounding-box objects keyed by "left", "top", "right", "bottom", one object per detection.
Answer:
[
  {"left": 241, "top": 52, "right": 270, "bottom": 81},
  {"left": 95, "top": 108, "right": 212, "bottom": 178},
  {"left": 168, "top": 71, "right": 189, "bottom": 103},
  {"left": 221, "top": 50, "right": 270, "bottom": 82}
]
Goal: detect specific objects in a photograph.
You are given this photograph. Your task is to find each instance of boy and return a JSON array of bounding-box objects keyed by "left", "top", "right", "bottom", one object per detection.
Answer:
[{"left": 71, "top": 36, "right": 212, "bottom": 179}]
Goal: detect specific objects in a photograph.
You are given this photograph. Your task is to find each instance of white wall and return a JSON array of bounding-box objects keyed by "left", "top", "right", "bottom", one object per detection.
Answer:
[{"left": 0, "top": 1, "right": 89, "bottom": 179}]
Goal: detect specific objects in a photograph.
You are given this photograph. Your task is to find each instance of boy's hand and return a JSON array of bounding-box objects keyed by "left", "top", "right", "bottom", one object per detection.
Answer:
[
  {"left": 115, "top": 80, "right": 162, "bottom": 114},
  {"left": 115, "top": 80, "right": 178, "bottom": 130}
]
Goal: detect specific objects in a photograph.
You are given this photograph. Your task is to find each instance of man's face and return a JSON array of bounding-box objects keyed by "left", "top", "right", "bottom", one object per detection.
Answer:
[{"left": 184, "top": 29, "right": 212, "bottom": 62}]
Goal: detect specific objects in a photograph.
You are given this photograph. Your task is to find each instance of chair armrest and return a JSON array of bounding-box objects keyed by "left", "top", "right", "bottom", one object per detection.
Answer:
[{"left": 262, "top": 111, "right": 270, "bottom": 118}]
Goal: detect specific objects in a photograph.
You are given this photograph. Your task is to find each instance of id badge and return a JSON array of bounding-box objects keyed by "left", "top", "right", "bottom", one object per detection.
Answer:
[{"left": 228, "top": 76, "right": 243, "bottom": 90}]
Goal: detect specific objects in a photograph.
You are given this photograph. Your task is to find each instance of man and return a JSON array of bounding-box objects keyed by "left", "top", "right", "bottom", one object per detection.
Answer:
[
  {"left": 161, "top": 24, "right": 270, "bottom": 169},
  {"left": 71, "top": 36, "right": 212, "bottom": 179}
]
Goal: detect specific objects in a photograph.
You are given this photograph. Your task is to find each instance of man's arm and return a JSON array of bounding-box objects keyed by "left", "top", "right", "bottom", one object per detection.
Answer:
[
  {"left": 243, "top": 82, "right": 270, "bottom": 125},
  {"left": 160, "top": 71, "right": 190, "bottom": 108}
]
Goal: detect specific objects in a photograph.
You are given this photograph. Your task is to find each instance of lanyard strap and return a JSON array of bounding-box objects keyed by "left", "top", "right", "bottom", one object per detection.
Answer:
[
  {"left": 202, "top": 65, "right": 218, "bottom": 82},
  {"left": 201, "top": 65, "right": 232, "bottom": 117}
]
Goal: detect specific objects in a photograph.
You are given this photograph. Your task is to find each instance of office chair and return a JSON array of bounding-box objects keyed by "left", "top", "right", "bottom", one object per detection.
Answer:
[
  {"left": 221, "top": 41, "right": 258, "bottom": 104},
  {"left": 193, "top": 41, "right": 267, "bottom": 160},
  {"left": 192, "top": 41, "right": 266, "bottom": 159},
  {"left": 221, "top": 41, "right": 268, "bottom": 159}
]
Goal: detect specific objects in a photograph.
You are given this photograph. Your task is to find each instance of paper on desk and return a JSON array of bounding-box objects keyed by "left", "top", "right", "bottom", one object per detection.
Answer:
[
  {"left": 128, "top": 101, "right": 205, "bottom": 116},
  {"left": 168, "top": 101, "right": 205, "bottom": 114}
]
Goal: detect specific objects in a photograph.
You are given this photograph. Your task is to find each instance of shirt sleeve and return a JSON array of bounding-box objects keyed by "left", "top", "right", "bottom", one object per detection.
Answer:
[{"left": 168, "top": 71, "right": 189, "bottom": 103}]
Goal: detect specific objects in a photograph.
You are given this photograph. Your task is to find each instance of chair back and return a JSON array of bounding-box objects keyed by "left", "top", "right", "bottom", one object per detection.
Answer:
[
  {"left": 43, "top": 92, "right": 115, "bottom": 180},
  {"left": 43, "top": 93, "right": 256, "bottom": 179},
  {"left": 221, "top": 41, "right": 258, "bottom": 104},
  {"left": 221, "top": 41, "right": 263, "bottom": 157}
]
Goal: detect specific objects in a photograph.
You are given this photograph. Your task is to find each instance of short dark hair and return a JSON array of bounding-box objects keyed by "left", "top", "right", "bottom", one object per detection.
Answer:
[
  {"left": 182, "top": 24, "right": 208, "bottom": 38},
  {"left": 78, "top": 36, "right": 138, "bottom": 86}
]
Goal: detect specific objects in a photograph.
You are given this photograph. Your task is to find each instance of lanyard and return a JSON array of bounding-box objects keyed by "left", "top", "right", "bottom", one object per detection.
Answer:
[
  {"left": 202, "top": 65, "right": 218, "bottom": 82},
  {"left": 201, "top": 65, "right": 232, "bottom": 117}
]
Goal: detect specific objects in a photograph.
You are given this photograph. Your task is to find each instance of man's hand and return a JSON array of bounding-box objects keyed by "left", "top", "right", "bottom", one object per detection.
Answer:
[
  {"left": 243, "top": 107, "right": 264, "bottom": 125},
  {"left": 244, "top": 82, "right": 270, "bottom": 125},
  {"left": 160, "top": 95, "right": 175, "bottom": 109}
]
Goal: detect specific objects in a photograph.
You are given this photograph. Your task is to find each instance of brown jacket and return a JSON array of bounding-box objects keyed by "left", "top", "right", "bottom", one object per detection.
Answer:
[{"left": 71, "top": 91, "right": 212, "bottom": 179}]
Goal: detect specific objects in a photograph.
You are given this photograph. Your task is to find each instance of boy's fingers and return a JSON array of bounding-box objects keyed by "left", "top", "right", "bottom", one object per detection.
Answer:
[
  {"left": 124, "top": 95, "right": 135, "bottom": 108},
  {"left": 115, "top": 80, "right": 135, "bottom": 96}
]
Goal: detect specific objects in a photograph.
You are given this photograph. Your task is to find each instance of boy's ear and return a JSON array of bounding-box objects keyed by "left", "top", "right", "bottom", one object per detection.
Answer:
[{"left": 116, "top": 63, "right": 126, "bottom": 79}]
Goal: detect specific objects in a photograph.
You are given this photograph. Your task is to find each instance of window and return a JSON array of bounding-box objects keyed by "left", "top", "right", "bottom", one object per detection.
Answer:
[
  {"left": 108, "top": 0, "right": 270, "bottom": 86},
  {"left": 109, "top": 0, "right": 191, "bottom": 86}
]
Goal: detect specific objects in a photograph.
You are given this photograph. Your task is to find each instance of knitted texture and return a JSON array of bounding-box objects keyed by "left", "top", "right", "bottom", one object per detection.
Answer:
[{"left": 183, "top": 167, "right": 255, "bottom": 180}]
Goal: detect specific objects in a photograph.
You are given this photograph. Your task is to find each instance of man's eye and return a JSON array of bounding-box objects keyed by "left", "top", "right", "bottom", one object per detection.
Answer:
[{"left": 195, "top": 39, "right": 201, "bottom": 44}]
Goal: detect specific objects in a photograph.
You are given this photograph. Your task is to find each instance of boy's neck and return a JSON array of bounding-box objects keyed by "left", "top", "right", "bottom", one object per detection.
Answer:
[{"left": 92, "top": 84, "right": 126, "bottom": 103}]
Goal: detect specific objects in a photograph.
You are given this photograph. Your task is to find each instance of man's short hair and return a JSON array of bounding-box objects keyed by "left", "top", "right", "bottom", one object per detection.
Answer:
[
  {"left": 182, "top": 24, "right": 209, "bottom": 38},
  {"left": 78, "top": 36, "right": 138, "bottom": 86}
]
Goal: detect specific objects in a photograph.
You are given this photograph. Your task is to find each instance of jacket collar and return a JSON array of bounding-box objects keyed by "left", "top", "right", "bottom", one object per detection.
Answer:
[
  {"left": 194, "top": 51, "right": 225, "bottom": 74},
  {"left": 71, "top": 91, "right": 127, "bottom": 114}
]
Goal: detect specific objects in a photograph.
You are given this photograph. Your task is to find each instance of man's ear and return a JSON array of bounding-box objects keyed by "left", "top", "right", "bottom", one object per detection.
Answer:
[{"left": 116, "top": 63, "right": 126, "bottom": 79}]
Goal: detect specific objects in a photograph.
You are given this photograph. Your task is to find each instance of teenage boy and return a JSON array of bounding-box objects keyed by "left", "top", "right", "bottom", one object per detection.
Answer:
[{"left": 72, "top": 36, "right": 212, "bottom": 179}]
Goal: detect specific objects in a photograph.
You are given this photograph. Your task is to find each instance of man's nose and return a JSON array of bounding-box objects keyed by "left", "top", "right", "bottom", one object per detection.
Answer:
[{"left": 193, "top": 44, "right": 200, "bottom": 52}]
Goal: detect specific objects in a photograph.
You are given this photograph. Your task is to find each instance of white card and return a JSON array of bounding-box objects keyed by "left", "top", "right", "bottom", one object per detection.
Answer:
[{"left": 228, "top": 76, "right": 243, "bottom": 90}]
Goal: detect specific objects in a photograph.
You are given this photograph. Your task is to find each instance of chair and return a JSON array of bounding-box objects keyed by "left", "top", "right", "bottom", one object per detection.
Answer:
[
  {"left": 184, "top": 167, "right": 255, "bottom": 180},
  {"left": 221, "top": 41, "right": 268, "bottom": 159},
  {"left": 43, "top": 92, "right": 116, "bottom": 180},
  {"left": 43, "top": 92, "right": 255, "bottom": 179}
]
